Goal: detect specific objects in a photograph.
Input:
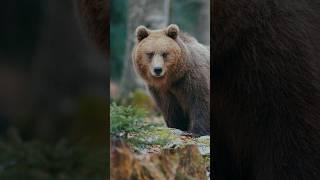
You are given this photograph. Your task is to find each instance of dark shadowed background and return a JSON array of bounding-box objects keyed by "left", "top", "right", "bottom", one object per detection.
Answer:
[{"left": 0, "top": 0, "right": 107, "bottom": 179}]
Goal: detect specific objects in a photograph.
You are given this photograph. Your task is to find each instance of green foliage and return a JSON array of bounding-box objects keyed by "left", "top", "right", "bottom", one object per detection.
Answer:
[
  {"left": 110, "top": 103, "right": 168, "bottom": 149},
  {"left": 125, "top": 127, "right": 172, "bottom": 151},
  {"left": 129, "top": 90, "right": 154, "bottom": 108},
  {"left": 0, "top": 139, "right": 106, "bottom": 180},
  {"left": 110, "top": 103, "right": 148, "bottom": 134},
  {"left": 110, "top": 0, "right": 128, "bottom": 80},
  {"left": 114, "top": 89, "right": 158, "bottom": 114},
  {"left": 171, "top": 0, "right": 202, "bottom": 38}
]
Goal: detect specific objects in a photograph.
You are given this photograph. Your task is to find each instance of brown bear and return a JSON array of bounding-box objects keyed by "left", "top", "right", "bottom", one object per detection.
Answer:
[{"left": 132, "top": 24, "right": 210, "bottom": 135}]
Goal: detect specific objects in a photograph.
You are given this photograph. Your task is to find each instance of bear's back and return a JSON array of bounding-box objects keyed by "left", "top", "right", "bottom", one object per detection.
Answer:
[{"left": 179, "top": 32, "right": 210, "bottom": 67}]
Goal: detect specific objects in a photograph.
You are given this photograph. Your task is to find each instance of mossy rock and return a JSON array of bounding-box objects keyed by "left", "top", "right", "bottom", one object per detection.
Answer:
[
  {"left": 110, "top": 103, "right": 210, "bottom": 179},
  {"left": 111, "top": 139, "right": 207, "bottom": 180}
]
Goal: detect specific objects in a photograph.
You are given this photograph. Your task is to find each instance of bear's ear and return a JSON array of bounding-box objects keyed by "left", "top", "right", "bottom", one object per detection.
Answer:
[
  {"left": 166, "top": 24, "right": 179, "bottom": 39},
  {"left": 136, "top": 25, "right": 149, "bottom": 42}
]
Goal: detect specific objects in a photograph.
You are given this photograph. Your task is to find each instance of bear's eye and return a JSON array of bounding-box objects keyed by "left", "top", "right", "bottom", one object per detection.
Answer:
[
  {"left": 162, "top": 52, "right": 169, "bottom": 58},
  {"left": 146, "top": 52, "right": 154, "bottom": 59}
]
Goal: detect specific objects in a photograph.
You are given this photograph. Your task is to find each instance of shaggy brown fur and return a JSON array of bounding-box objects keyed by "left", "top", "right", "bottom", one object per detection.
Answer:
[
  {"left": 213, "top": 0, "right": 320, "bottom": 179},
  {"left": 75, "top": 0, "right": 108, "bottom": 55},
  {"left": 132, "top": 24, "right": 210, "bottom": 135}
]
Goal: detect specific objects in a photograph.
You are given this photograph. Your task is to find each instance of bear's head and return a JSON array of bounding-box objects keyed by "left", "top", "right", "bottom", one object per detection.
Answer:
[{"left": 132, "top": 24, "right": 186, "bottom": 88}]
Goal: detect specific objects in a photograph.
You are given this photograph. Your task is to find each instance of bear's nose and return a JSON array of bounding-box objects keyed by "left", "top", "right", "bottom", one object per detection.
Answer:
[{"left": 153, "top": 67, "right": 162, "bottom": 76}]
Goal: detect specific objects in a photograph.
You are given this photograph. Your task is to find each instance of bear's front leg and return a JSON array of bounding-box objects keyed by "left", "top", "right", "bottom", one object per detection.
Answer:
[
  {"left": 163, "top": 99, "right": 189, "bottom": 131},
  {"left": 188, "top": 98, "right": 210, "bottom": 136},
  {"left": 148, "top": 86, "right": 189, "bottom": 131}
]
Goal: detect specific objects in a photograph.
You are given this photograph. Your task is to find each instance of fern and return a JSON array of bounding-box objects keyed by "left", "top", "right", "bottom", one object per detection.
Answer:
[{"left": 110, "top": 103, "right": 148, "bottom": 135}]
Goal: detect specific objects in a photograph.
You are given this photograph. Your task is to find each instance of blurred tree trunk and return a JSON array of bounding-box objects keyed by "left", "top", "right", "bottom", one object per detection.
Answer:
[
  {"left": 197, "top": 0, "right": 210, "bottom": 45},
  {"left": 120, "top": 0, "right": 171, "bottom": 97},
  {"left": 30, "top": 0, "right": 83, "bottom": 141},
  {"left": 30, "top": 0, "right": 106, "bottom": 141}
]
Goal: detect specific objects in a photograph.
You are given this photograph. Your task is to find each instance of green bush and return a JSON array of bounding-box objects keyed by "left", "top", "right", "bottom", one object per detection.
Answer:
[
  {"left": 0, "top": 139, "right": 106, "bottom": 180},
  {"left": 110, "top": 103, "right": 147, "bottom": 135}
]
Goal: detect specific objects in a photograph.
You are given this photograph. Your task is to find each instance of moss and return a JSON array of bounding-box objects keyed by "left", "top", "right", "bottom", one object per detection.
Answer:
[
  {"left": 129, "top": 90, "right": 155, "bottom": 110},
  {"left": 175, "top": 172, "right": 193, "bottom": 180},
  {"left": 195, "top": 136, "right": 210, "bottom": 146},
  {"left": 110, "top": 103, "right": 171, "bottom": 150},
  {"left": 110, "top": 103, "right": 210, "bottom": 179},
  {"left": 125, "top": 128, "right": 173, "bottom": 151},
  {"left": 115, "top": 89, "right": 159, "bottom": 114}
]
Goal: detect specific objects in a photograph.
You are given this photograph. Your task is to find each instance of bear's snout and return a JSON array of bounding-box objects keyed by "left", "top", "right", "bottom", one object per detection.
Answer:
[
  {"left": 150, "top": 54, "right": 165, "bottom": 77},
  {"left": 153, "top": 67, "right": 163, "bottom": 76}
]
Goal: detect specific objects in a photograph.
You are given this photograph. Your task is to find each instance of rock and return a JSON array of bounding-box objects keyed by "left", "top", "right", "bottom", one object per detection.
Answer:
[
  {"left": 194, "top": 136, "right": 210, "bottom": 156},
  {"left": 110, "top": 139, "right": 207, "bottom": 180}
]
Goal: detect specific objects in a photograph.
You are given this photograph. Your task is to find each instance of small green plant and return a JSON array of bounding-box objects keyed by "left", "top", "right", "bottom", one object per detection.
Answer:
[
  {"left": 110, "top": 103, "right": 172, "bottom": 151},
  {"left": 110, "top": 103, "right": 148, "bottom": 135}
]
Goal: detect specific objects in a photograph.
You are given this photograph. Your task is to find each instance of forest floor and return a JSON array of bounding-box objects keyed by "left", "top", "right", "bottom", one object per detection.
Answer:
[{"left": 110, "top": 103, "right": 210, "bottom": 180}]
